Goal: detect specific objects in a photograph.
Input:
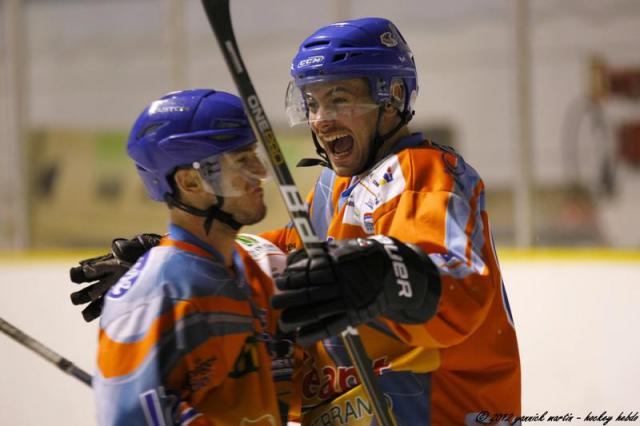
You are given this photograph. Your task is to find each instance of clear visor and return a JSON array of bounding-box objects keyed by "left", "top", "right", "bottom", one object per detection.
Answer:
[
  {"left": 193, "top": 143, "right": 272, "bottom": 197},
  {"left": 285, "top": 80, "right": 379, "bottom": 127}
]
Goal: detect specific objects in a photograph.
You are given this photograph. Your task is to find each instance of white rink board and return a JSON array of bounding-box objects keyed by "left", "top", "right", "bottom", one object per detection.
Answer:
[{"left": 1, "top": 259, "right": 639, "bottom": 425}]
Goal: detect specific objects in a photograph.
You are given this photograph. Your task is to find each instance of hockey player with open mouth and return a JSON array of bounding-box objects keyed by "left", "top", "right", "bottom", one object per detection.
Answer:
[
  {"left": 266, "top": 17, "right": 521, "bottom": 425},
  {"left": 70, "top": 17, "right": 521, "bottom": 426}
]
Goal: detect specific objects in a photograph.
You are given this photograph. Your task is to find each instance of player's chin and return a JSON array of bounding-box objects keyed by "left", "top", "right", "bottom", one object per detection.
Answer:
[
  {"left": 328, "top": 149, "right": 366, "bottom": 177},
  {"left": 330, "top": 158, "right": 364, "bottom": 177},
  {"left": 241, "top": 203, "right": 267, "bottom": 226}
]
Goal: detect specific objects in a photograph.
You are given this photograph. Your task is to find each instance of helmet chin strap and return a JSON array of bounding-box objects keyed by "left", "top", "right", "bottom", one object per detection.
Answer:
[
  {"left": 296, "top": 132, "right": 331, "bottom": 168},
  {"left": 296, "top": 104, "right": 413, "bottom": 173},
  {"left": 355, "top": 105, "right": 413, "bottom": 175},
  {"left": 164, "top": 193, "right": 243, "bottom": 234}
]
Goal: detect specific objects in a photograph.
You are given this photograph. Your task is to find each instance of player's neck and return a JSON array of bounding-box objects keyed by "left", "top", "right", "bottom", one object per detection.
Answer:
[
  {"left": 170, "top": 209, "right": 238, "bottom": 267},
  {"left": 374, "top": 124, "right": 411, "bottom": 164}
]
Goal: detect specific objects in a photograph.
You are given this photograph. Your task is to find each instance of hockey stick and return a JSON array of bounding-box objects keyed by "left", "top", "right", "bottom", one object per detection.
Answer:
[
  {"left": 0, "top": 316, "right": 92, "bottom": 387},
  {"left": 200, "top": 1, "right": 395, "bottom": 425}
]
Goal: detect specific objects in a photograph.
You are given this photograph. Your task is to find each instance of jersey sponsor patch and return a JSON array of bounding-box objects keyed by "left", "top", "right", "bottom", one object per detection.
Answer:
[
  {"left": 363, "top": 213, "right": 375, "bottom": 234},
  {"left": 236, "top": 233, "right": 286, "bottom": 277},
  {"left": 342, "top": 156, "right": 405, "bottom": 233}
]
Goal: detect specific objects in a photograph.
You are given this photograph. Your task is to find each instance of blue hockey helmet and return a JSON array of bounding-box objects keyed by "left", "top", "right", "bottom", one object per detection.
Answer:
[
  {"left": 127, "top": 89, "right": 258, "bottom": 202},
  {"left": 286, "top": 17, "right": 418, "bottom": 126}
]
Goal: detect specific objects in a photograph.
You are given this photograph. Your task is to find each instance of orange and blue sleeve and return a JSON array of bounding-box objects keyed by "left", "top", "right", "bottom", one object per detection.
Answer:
[
  {"left": 96, "top": 294, "right": 254, "bottom": 425},
  {"left": 375, "top": 150, "right": 500, "bottom": 349}
]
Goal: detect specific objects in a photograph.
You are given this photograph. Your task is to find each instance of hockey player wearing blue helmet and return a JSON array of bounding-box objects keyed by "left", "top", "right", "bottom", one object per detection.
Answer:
[
  {"left": 284, "top": 17, "right": 418, "bottom": 178},
  {"left": 269, "top": 17, "right": 522, "bottom": 425},
  {"left": 91, "top": 89, "right": 292, "bottom": 426},
  {"left": 70, "top": 17, "right": 520, "bottom": 426}
]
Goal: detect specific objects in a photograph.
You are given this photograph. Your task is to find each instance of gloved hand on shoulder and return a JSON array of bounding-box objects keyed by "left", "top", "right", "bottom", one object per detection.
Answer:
[{"left": 69, "top": 233, "right": 161, "bottom": 322}]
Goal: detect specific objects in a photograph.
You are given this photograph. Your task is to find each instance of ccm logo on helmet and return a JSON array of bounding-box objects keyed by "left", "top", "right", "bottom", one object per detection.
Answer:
[
  {"left": 297, "top": 55, "right": 325, "bottom": 68},
  {"left": 371, "top": 236, "right": 413, "bottom": 298}
]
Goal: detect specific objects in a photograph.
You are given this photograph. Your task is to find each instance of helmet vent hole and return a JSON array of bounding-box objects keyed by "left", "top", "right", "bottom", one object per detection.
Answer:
[
  {"left": 332, "top": 53, "right": 347, "bottom": 62},
  {"left": 208, "top": 134, "right": 235, "bottom": 141},
  {"left": 213, "top": 119, "right": 244, "bottom": 129},
  {"left": 304, "top": 40, "right": 330, "bottom": 48},
  {"left": 137, "top": 122, "right": 165, "bottom": 139}
]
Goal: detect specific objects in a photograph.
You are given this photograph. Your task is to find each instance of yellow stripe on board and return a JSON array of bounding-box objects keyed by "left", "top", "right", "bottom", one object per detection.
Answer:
[
  {"left": 0, "top": 247, "right": 639, "bottom": 264},
  {"left": 497, "top": 248, "right": 640, "bottom": 263}
]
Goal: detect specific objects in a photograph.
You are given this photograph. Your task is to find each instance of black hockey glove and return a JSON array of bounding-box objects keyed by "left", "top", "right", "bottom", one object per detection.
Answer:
[
  {"left": 69, "top": 233, "right": 161, "bottom": 322},
  {"left": 271, "top": 236, "right": 441, "bottom": 346}
]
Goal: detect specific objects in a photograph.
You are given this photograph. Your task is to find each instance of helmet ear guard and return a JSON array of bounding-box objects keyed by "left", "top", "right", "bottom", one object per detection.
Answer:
[{"left": 389, "top": 78, "right": 407, "bottom": 112}]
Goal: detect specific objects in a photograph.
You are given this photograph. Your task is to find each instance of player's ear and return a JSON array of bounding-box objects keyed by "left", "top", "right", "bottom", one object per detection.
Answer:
[
  {"left": 384, "top": 81, "right": 405, "bottom": 117},
  {"left": 174, "top": 168, "right": 207, "bottom": 196}
]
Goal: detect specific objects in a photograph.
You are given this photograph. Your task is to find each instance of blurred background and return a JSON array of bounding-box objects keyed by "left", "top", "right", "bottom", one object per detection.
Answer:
[
  {"left": 1, "top": 0, "right": 639, "bottom": 424},
  {"left": 1, "top": 0, "right": 640, "bottom": 249}
]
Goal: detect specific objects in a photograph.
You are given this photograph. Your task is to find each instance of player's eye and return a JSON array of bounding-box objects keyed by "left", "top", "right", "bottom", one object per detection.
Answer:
[{"left": 306, "top": 98, "right": 319, "bottom": 113}]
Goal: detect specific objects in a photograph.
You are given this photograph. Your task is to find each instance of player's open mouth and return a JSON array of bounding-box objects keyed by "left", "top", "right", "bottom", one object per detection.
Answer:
[
  {"left": 323, "top": 133, "right": 354, "bottom": 159},
  {"left": 250, "top": 183, "right": 263, "bottom": 195}
]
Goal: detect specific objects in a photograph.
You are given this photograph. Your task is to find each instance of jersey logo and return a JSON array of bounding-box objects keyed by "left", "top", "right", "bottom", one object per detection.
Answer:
[
  {"left": 301, "top": 357, "right": 390, "bottom": 401},
  {"left": 363, "top": 212, "right": 375, "bottom": 234},
  {"left": 229, "top": 336, "right": 260, "bottom": 378},
  {"left": 107, "top": 253, "right": 149, "bottom": 299},
  {"left": 373, "top": 166, "right": 394, "bottom": 187},
  {"left": 341, "top": 156, "right": 405, "bottom": 230},
  {"left": 382, "top": 167, "right": 394, "bottom": 184},
  {"left": 236, "top": 234, "right": 259, "bottom": 246},
  {"left": 184, "top": 356, "right": 216, "bottom": 393}
]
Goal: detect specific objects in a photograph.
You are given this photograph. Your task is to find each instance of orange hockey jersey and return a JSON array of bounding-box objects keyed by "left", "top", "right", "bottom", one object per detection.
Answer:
[
  {"left": 261, "top": 133, "right": 521, "bottom": 425},
  {"left": 94, "top": 225, "right": 290, "bottom": 426}
]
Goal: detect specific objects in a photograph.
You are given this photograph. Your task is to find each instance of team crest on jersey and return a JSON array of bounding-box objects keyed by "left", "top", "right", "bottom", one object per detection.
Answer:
[
  {"left": 363, "top": 213, "right": 375, "bottom": 234},
  {"left": 107, "top": 253, "right": 149, "bottom": 299}
]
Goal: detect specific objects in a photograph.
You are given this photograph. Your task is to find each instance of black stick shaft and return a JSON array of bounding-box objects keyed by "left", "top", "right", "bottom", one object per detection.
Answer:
[
  {"left": 200, "top": 1, "right": 396, "bottom": 425},
  {"left": 0, "top": 316, "right": 92, "bottom": 387}
]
